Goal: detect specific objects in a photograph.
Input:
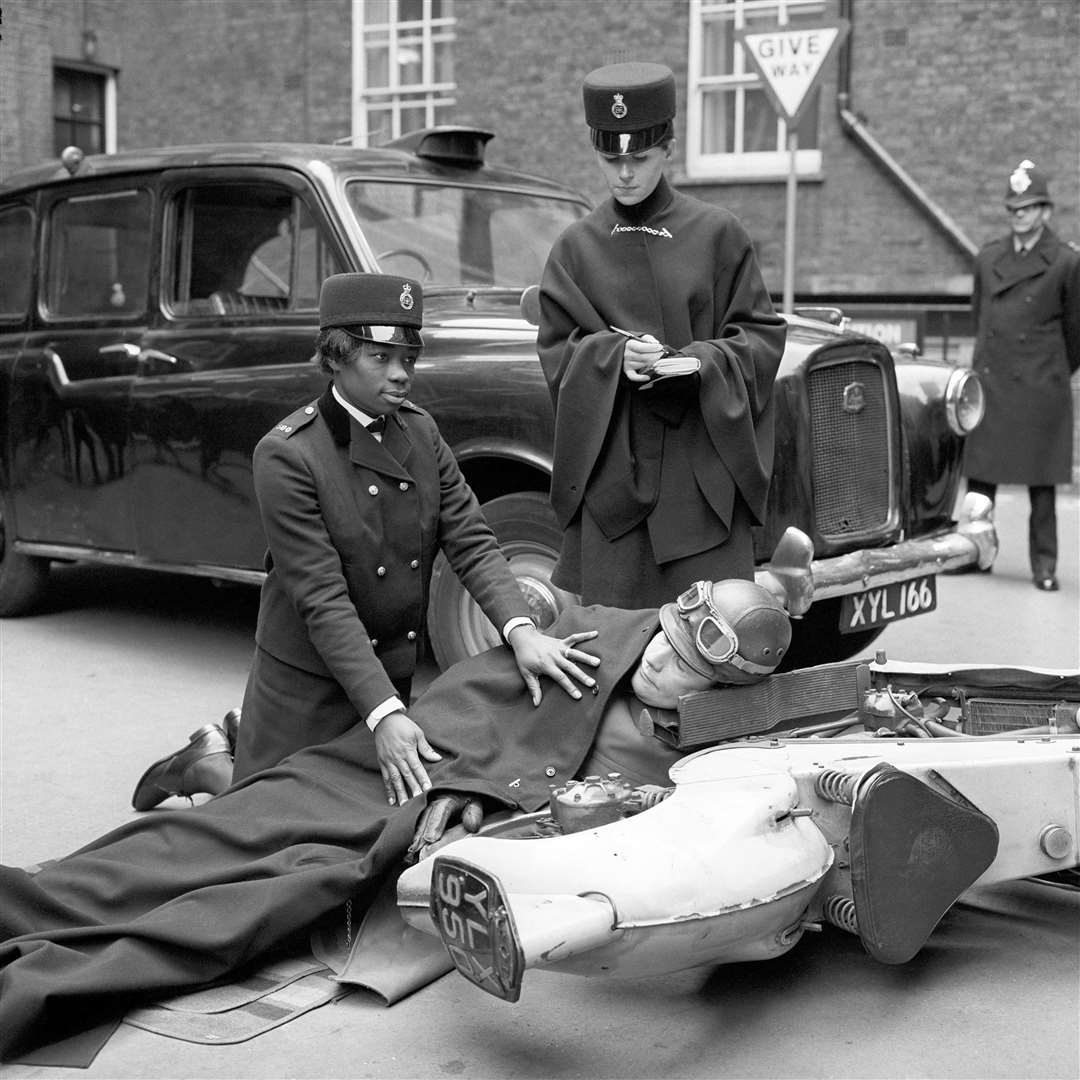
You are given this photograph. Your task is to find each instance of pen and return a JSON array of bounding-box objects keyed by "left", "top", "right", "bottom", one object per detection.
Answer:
[{"left": 609, "top": 325, "right": 649, "bottom": 341}]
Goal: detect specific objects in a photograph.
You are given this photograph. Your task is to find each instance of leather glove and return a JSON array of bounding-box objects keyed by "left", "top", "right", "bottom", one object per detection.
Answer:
[{"left": 406, "top": 792, "right": 485, "bottom": 862}]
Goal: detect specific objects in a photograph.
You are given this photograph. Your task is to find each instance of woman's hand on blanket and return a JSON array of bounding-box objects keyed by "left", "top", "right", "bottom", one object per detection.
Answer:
[
  {"left": 406, "top": 793, "right": 485, "bottom": 862},
  {"left": 506, "top": 624, "right": 600, "bottom": 706},
  {"left": 373, "top": 711, "right": 442, "bottom": 805}
]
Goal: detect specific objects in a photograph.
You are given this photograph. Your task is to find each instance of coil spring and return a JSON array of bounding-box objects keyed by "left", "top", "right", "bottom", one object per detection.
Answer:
[
  {"left": 634, "top": 786, "right": 673, "bottom": 811},
  {"left": 815, "top": 768, "right": 858, "bottom": 804},
  {"left": 823, "top": 894, "right": 859, "bottom": 935}
]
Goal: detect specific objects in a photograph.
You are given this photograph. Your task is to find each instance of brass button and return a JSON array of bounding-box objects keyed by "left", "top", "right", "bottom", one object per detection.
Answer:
[
  {"left": 368, "top": 485, "right": 379, "bottom": 496},
  {"left": 410, "top": 559, "right": 419, "bottom": 569},
  {"left": 305, "top": 406, "right": 315, "bottom": 414},
  {"left": 399, "top": 481, "right": 409, "bottom": 491},
  {"left": 407, "top": 630, "right": 417, "bottom": 641},
  {"left": 376, "top": 566, "right": 386, "bottom": 577},
  {"left": 545, "top": 766, "right": 557, "bottom": 777},
  {"left": 370, "top": 638, "right": 378, "bottom": 647}
]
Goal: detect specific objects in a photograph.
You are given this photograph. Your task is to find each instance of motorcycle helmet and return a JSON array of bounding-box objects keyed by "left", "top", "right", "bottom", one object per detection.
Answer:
[{"left": 659, "top": 579, "right": 791, "bottom": 686}]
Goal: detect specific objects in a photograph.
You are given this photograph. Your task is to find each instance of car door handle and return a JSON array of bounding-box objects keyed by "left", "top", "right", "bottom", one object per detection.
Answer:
[
  {"left": 99, "top": 342, "right": 142, "bottom": 360},
  {"left": 135, "top": 354, "right": 179, "bottom": 375},
  {"left": 98, "top": 343, "right": 179, "bottom": 368},
  {"left": 137, "top": 348, "right": 180, "bottom": 369}
]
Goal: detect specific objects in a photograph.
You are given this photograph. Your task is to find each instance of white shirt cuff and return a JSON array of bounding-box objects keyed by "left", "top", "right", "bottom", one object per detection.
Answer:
[
  {"left": 502, "top": 616, "right": 535, "bottom": 643},
  {"left": 365, "top": 696, "right": 406, "bottom": 732}
]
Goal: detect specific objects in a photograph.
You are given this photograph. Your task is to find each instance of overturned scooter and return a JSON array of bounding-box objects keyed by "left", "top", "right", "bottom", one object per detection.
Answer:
[{"left": 398, "top": 657, "right": 1079, "bottom": 1001}]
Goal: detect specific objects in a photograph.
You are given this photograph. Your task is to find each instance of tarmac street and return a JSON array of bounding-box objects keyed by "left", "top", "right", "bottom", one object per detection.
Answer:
[{"left": 0, "top": 487, "right": 1077, "bottom": 1079}]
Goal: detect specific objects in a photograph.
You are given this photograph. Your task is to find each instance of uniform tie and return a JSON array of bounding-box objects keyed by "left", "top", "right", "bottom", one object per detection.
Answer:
[{"left": 366, "top": 415, "right": 387, "bottom": 437}]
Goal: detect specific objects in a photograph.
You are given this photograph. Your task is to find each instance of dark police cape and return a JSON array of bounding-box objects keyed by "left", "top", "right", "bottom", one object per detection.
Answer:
[{"left": 0, "top": 605, "right": 662, "bottom": 1060}]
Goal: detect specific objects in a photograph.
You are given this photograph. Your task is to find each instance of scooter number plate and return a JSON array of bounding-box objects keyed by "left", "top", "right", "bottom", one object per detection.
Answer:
[
  {"left": 431, "top": 856, "right": 524, "bottom": 1002},
  {"left": 840, "top": 575, "right": 937, "bottom": 633}
]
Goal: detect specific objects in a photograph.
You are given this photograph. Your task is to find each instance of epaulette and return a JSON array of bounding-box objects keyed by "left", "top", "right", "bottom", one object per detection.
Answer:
[{"left": 269, "top": 401, "right": 320, "bottom": 438}]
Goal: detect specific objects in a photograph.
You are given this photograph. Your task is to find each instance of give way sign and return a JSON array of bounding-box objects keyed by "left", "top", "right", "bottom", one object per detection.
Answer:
[{"left": 737, "top": 20, "right": 849, "bottom": 124}]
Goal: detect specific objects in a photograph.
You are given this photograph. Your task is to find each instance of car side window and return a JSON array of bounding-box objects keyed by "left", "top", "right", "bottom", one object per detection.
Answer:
[
  {"left": 167, "top": 183, "right": 344, "bottom": 317},
  {"left": 0, "top": 205, "right": 34, "bottom": 319},
  {"left": 44, "top": 189, "right": 152, "bottom": 317}
]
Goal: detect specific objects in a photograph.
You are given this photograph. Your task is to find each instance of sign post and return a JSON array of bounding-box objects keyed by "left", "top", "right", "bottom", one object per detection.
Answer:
[{"left": 737, "top": 20, "right": 849, "bottom": 313}]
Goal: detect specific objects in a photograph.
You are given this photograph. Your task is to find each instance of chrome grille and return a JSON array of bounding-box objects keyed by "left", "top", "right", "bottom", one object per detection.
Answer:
[{"left": 808, "top": 358, "right": 893, "bottom": 539}]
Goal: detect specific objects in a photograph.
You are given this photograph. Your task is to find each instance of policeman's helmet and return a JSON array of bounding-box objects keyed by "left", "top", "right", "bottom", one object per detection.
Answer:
[
  {"left": 1004, "top": 159, "right": 1052, "bottom": 210},
  {"left": 659, "top": 579, "right": 792, "bottom": 686}
]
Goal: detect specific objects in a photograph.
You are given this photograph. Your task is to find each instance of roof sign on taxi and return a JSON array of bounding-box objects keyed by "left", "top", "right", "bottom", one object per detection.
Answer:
[{"left": 737, "top": 20, "right": 849, "bottom": 124}]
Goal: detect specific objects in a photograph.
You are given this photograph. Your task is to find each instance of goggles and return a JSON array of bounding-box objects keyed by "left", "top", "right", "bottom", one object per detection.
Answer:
[{"left": 675, "top": 580, "right": 739, "bottom": 665}]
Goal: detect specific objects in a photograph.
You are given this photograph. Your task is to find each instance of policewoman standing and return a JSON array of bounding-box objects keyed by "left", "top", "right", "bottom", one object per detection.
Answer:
[
  {"left": 538, "top": 62, "right": 786, "bottom": 609},
  {"left": 234, "top": 274, "right": 598, "bottom": 801}
]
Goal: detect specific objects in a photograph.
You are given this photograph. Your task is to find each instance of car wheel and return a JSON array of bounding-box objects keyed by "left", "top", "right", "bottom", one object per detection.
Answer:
[
  {"left": 776, "top": 596, "right": 884, "bottom": 671},
  {"left": 427, "top": 491, "right": 579, "bottom": 670},
  {"left": 0, "top": 498, "right": 50, "bottom": 616}
]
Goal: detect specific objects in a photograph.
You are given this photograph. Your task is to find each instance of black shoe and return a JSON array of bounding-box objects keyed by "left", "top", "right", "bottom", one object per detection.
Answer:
[
  {"left": 1034, "top": 576, "right": 1060, "bottom": 592},
  {"left": 131, "top": 725, "right": 233, "bottom": 810},
  {"left": 221, "top": 707, "right": 241, "bottom": 755}
]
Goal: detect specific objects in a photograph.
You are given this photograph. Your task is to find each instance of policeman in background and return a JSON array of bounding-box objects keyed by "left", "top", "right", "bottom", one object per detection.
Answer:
[{"left": 962, "top": 160, "right": 1080, "bottom": 591}]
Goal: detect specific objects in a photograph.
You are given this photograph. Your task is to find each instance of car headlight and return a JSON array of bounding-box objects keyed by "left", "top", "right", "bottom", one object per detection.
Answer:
[{"left": 944, "top": 369, "right": 985, "bottom": 435}]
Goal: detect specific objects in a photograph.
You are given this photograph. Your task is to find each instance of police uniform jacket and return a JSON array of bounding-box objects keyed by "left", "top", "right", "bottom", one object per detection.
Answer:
[
  {"left": 963, "top": 227, "right": 1080, "bottom": 485},
  {"left": 251, "top": 385, "right": 530, "bottom": 720},
  {"left": 539, "top": 176, "right": 786, "bottom": 565}
]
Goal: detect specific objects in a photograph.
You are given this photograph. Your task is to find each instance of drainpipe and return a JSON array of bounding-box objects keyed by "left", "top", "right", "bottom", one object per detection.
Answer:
[{"left": 836, "top": 0, "right": 978, "bottom": 260}]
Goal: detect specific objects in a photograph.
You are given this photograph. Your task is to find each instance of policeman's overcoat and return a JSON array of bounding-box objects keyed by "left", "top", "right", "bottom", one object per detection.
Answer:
[
  {"left": 962, "top": 227, "right": 1080, "bottom": 485},
  {"left": 250, "top": 385, "right": 530, "bottom": 721}
]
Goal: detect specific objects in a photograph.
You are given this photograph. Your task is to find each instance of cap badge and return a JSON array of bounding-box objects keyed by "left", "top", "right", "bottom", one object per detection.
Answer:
[
  {"left": 1009, "top": 160, "right": 1035, "bottom": 196},
  {"left": 611, "top": 92, "right": 628, "bottom": 120},
  {"left": 399, "top": 282, "right": 414, "bottom": 311}
]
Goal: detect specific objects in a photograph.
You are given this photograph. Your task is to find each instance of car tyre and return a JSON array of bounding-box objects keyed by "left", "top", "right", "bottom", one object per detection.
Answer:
[
  {"left": 777, "top": 596, "right": 884, "bottom": 671},
  {"left": 427, "top": 491, "right": 579, "bottom": 670},
  {"left": 0, "top": 499, "right": 50, "bottom": 616}
]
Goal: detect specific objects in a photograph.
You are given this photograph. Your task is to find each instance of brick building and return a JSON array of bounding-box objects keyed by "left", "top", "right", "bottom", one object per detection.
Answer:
[{"left": 2, "top": 0, "right": 1079, "bottom": 363}]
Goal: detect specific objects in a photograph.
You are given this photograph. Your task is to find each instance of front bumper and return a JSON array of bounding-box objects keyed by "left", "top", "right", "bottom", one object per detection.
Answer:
[{"left": 756, "top": 492, "right": 997, "bottom": 615}]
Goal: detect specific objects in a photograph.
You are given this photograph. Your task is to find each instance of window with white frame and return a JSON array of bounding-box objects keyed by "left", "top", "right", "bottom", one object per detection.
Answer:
[
  {"left": 686, "top": 0, "right": 825, "bottom": 180},
  {"left": 54, "top": 65, "right": 117, "bottom": 157},
  {"left": 352, "top": 0, "right": 456, "bottom": 146}
]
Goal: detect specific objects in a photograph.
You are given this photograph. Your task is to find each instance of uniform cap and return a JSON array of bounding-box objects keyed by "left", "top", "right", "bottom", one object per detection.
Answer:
[
  {"left": 659, "top": 579, "right": 791, "bottom": 686},
  {"left": 583, "top": 62, "right": 676, "bottom": 155},
  {"left": 318, "top": 273, "right": 424, "bottom": 348},
  {"left": 1004, "top": 159, "right": 1052, "bottom": 209}
]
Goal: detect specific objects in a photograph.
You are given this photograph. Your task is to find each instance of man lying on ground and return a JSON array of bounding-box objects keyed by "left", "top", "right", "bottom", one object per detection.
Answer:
[{"left": 0, "top": 579, "right": 791, "bottom": 1060}]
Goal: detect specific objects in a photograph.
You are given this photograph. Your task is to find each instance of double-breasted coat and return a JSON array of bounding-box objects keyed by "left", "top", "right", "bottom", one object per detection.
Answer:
[
  {"left": 962, "top": 227, "right": 1080, "bottom": 485},
  {"left": 236, "top": 385, "right": 531, "bottom": 773},
  {"left": 0, "top": 605, "right": 666, "bottom": 1059}
]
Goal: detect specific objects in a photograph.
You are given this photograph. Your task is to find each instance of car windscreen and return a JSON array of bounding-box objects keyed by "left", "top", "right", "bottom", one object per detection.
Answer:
[{"left": 345, "top": 180, "right": 586, "bottom": 288}]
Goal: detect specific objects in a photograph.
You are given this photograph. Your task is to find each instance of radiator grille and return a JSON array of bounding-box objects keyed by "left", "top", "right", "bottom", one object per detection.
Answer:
[
  {"left": 964, "top": 698, "right": 1061, "bottom": 735},
  {"left": 808, "top": 359, "right": 893, "bottom": 538}
]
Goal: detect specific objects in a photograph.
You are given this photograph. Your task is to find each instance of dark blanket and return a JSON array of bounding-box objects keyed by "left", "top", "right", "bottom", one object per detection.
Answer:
[{"left": 0, "top": 605, "right": 654, "bottom": 1059}]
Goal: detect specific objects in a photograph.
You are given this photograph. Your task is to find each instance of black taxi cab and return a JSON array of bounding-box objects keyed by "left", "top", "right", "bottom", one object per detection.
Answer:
[{"left": 0, "top": 129, "right": 994, "bottom": 669}]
